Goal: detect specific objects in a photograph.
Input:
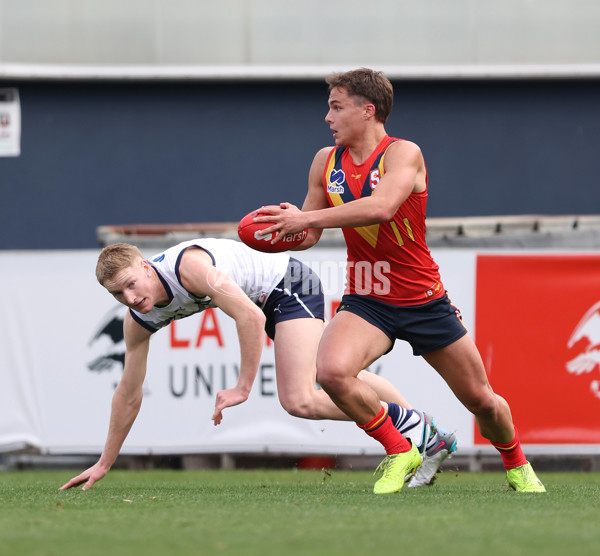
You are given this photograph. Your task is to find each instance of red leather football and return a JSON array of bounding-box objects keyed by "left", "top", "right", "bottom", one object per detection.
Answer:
[{"left": 237, "top": 210, "right": 308, "bottom": 253}]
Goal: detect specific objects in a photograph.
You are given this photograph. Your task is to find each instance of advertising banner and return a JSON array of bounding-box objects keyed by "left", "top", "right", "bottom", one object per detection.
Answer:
[
  {"left": 5, "top": 246, "right": 598, "bottom": 456},
  {"left": 475, "top": 253, "right": 600, "bottom": 445},
  {"left": 0, "top": 247, "right": 473, "bottom": 456}
]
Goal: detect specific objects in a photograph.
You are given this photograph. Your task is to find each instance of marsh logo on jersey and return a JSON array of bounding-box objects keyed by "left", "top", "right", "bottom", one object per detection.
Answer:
[
  {"left": 566, "top": 300, "right": 600, "bottom": 400},
  {"left": 327, "top": 168, "right": 345, "bottom": 194}
]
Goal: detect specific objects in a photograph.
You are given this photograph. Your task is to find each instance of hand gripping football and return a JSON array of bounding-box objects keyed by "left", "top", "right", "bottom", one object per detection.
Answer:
[{"left": 237, "top": 210, "right": 308, "bottom": 253}]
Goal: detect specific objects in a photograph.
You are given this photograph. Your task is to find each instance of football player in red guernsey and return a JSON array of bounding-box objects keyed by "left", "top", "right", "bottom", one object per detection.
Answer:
[{"left": 256, "top": 68, "right": 545, "bottom": 494}]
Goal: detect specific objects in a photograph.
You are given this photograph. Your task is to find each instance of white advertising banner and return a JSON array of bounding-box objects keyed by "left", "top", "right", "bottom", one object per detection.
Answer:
[{"left": 0, "top": 247, "right": 474, "bottom": 456}]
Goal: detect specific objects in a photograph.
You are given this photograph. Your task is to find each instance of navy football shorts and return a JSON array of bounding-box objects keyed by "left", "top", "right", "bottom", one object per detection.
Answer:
[
  {"left": 262, "top": 258, "right": 325, "bottom": 340},
  {"left": 336, "top": 291, "right": 468, "bottom": 356}
]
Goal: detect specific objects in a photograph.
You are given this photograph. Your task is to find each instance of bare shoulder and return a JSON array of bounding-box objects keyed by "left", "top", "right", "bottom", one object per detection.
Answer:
[
  {"left": 317, "top": 145, "right": 336, "bottom": 158},
  {"left": 312, "top": 146, "right": 335, "bottom": 168},
  {"left": 178, "top": 247, "right": 213, "bottom": 291},
  {"left": 179, "top": 245, "right": 213, "bottom": 267},
  {"left": 384, "top": 139, "right": 425, "bottom": 170},
  {"left": 308, "top": 146, "right": 335, "bottom": 186},
  {"left": 388, "top": 139, "right": 423, "bottom": 159}
]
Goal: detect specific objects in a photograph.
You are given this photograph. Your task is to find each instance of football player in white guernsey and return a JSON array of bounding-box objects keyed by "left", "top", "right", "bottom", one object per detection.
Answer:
[{"left": 60, "top": 238, "right": 455, "bottom": 491}]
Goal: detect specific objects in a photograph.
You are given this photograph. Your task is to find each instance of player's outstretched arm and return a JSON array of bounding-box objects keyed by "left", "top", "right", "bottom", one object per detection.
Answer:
[
  {"left": 60, "top": 314, "right": 151, "bottom": 490},
  {"left": 177, "top": 249, "right": 266, "bottom": 426}
]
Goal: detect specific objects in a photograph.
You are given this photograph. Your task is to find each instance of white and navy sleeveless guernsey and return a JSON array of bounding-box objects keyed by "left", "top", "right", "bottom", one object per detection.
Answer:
[{"left": 130, "top": 238, "right": 290, "bottom": 333}]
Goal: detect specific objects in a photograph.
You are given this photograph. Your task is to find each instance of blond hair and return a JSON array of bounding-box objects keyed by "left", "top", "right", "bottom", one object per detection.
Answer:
[
  {"left": 96, "top": 243, "right": 144, "bottom": 285},
  {"left": 326, "top": 67, "right": 394, "bottom": 124}
]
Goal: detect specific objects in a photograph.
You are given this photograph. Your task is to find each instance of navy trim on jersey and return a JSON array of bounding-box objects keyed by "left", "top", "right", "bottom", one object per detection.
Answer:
[
  {"left": 360, "top": 149, "right": 387, "bottom": 196},
  {"left": 129, "top": 308, "right": 159, "bottom": 333},
  {"left": 149, "top": 265, "right": 174, "bottom": 304},
  {"left": 174, "top": 245, "right": 216, "bottom": 285},
  {"left": 331, "top": 141, "right": 394, "bottom": 202}
]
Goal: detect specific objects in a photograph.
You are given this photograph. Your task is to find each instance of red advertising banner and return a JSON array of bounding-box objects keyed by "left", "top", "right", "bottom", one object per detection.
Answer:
[{"left": 474, "top": 254, "right": 600, "bottom": 444}]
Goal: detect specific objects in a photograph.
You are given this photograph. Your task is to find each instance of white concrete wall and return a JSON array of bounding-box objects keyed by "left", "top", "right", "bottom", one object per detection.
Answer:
[{"left": 1, "top": 0, "right": 599, "bottom": 66}]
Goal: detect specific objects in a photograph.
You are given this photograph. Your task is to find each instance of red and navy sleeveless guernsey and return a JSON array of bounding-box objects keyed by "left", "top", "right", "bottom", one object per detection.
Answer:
[{"left": 322, "top": 135, "right": 444, "bottom": 306}]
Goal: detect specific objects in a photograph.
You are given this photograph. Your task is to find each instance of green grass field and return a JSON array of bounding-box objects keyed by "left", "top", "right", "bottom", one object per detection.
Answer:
[{"left": 1, "top": 468, "right": 599, "bottom": 556}]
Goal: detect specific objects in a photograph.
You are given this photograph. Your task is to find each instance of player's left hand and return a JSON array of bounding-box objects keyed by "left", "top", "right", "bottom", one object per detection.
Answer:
[
  {"left": 212, "top": 387, "right": 249, "bottom": 425},
  {"left": 59, "top": 462, "right": 108, "bottom": 491},
  {"left": 254, "top": 203, "right": 307, "bottom": 245}
]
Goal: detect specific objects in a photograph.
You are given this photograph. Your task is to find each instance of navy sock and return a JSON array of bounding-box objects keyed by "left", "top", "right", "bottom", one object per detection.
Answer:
[
  {"left": 387, "top": 403, "right": 418, "bottom": 432},
  {"left": 386, "top": 402, "right": 401, "bottom": 426}
]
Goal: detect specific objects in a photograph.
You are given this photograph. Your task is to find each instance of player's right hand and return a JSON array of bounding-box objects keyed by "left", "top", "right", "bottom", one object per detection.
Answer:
[{"left": 212, "top": 387, "right": 249, "bottom": 426}]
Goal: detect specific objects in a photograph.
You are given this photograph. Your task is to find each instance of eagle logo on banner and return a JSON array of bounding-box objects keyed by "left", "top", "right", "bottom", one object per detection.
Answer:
[
  {"left": 566, "top": 300, "right": 600, "bottom": 400},
  {"left": 87, "top": 305, "right": 126, "bottom": 374}
]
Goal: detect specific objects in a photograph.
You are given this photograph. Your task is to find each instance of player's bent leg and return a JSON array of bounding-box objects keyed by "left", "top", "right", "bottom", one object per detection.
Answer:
[
  {"left": 423, "top": 334, "right": 546, "bottom": 492},
  {"left": 316, "top": 311, "right": 392, "bottom": 424},
  {"left": 318, "top": 313, "right": 421, "bottom": 493},
  {"left": 422, "top": 334, "right": 514, "bottom": 443},
  {"left": 274, "top": 320, "right": 423, "bottom": 422},
  {"left": 274, "top": 318, "right": 350, "bottom": 420}
]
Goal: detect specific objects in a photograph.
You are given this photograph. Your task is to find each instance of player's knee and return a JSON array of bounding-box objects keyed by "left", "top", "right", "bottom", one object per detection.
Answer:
[
  {"left": 464, "top": 390, "right": 499, "bottom": 418},
  {"left": 315, "top": 367, "right": 346, "bottom": 395},
  {"left": 316, "top": 349, "right": 358, "bottom": 394},
  {"left": 279, "top": 395, "right": 317, "bottom": 419}
]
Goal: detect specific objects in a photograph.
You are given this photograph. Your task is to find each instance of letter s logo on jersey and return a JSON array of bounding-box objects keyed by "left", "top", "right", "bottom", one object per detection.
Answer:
[{"left": 370, "top": 169, "right": 380, "bottom": 189}]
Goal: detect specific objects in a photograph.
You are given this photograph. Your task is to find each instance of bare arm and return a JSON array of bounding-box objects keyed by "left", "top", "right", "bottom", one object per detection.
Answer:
[
  {"left": 256, "top": 141, "right": 425, "bottom": 242},
  {"left": 177, "top": 249, "right": 266, "bottom": 424},
  {"left": 60, "top": 313, "right": 151, "bottom": 490}
]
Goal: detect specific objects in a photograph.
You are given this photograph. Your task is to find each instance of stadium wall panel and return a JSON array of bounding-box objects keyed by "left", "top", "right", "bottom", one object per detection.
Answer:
[{"left": 1, "top": 78, "right": 600, "bottom": 250}]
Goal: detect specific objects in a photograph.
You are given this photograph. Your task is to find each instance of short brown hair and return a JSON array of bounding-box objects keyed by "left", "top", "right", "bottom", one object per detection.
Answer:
[
  {"left": 326, "top": 68, "right": 394, "bottom": 123},
  {"left": 96, "top": 243, "right": 144, "bottom": 285}
]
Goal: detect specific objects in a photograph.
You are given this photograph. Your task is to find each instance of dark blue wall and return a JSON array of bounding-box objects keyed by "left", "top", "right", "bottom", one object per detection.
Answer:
[{"left": 1, "top": 78, "right": 599, "bottom": 249}]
